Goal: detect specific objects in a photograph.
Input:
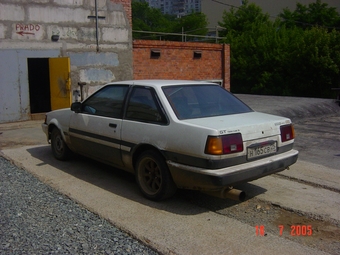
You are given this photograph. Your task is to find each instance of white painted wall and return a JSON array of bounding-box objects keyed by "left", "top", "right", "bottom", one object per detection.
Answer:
[{"left": 0, "top": 50, "right": 60, "bottom": 122}]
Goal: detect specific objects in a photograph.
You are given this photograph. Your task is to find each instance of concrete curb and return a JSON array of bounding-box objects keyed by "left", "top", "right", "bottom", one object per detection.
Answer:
[{"left": 236, "top": 94, "right": 340, "bottom": 122}]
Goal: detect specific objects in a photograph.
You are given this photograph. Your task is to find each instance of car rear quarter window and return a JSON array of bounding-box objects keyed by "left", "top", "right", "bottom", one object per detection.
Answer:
[
  {"left": 125, "top": 86, "right": 167, "bottom": 124},
  {"left": 81, "top": 85, "right": 129, "bottom": 118},
  {"left": 162, "top": 85, "right": 252, "bottom": 119}
]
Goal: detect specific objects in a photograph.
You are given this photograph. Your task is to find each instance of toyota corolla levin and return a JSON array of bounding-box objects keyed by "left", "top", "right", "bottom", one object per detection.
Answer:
[{"left": 42, "top": 80, "right": 298, "bottom": 201}]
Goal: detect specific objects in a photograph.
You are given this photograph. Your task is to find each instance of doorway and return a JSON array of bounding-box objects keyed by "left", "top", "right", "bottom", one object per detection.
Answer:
[
  {"left": 27, "top": 58, "right": 51, "bottom": 113},
  {"left": 27, "top": 57, "right": 71, "bottom": 114}
]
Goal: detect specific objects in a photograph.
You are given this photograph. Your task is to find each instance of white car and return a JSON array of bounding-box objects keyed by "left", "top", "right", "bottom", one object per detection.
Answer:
[{"left": 42, "top": 80, "right": 298, "bottom": 201}]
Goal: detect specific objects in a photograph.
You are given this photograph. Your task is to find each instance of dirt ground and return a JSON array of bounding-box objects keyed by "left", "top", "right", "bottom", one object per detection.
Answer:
[{"left": 178, "top": 190, "right": 340, "bottom": 255}]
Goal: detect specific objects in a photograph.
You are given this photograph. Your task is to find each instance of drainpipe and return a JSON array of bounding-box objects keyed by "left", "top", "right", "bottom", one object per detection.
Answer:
[
  {"left": 95, "top": 0, "right": 99, "bottom": 52},
  {"left": 87, "top": 0, "right": 105, "bottom": 52}
]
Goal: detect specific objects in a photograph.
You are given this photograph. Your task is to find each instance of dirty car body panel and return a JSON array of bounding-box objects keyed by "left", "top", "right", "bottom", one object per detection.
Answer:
[{"left": 42, "top": 80, "right": 298, "bottom": 200}]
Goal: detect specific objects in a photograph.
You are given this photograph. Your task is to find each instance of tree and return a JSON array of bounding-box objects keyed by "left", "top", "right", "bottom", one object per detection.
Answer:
[
  {"left": 218, "top": 0, "right": 340, "bottom": 98},
  {"left": 279, "top": 0, "right": 340, "bottom": 30},
  {"left": 172, "top": 12, "right": 209, "bottom": 41},
  {"left": 132, "top": 1, "right": 173, "bottom": 39},
  {"left": 219, "top": 1, "right": 287, "bottom": 94},
  {"left": 132, "top": 1, "right": 208, "bottom": 41},
  {"left": 218, "top": 0, "right": 271, "bottom": 38},
  {"left": 288, "top": 27, "right": 340, "bottom": 97}
]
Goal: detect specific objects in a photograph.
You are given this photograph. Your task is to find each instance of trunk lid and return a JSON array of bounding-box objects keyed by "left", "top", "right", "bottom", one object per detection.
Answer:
[{"left": 183, "top": 112, "right": 291, "bottom": 141}]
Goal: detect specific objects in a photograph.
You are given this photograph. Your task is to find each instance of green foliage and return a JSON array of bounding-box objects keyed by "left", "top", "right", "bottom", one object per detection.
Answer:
[
  {"left": 290, "top": 27, "right": 340, "bottom": 97},
  {"left": 132, "top": 1, "right": 208, "bottom": 41},
  {"left": 174, "top": 12, "right": 209, "bottom": 36},
  {"left": 132, "top": 1, "right": 173, "bottom": 39},
  {"left": 218, "top": 0, "right": 271, "bottom": 37},
  {"left": 219, "top": 0, "right": 340, "bottom": 98},
  {"left": 279, "top": 0, "right": 340, "bottom": 29}
]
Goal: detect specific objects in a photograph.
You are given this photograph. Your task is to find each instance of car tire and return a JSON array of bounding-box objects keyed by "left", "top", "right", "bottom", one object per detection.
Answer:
[
  {"left": 51, "top": 127, "right": 72, "bottom": 161},
  {"left": 136, "top": 150, "right": 177, "bottom": 201}
]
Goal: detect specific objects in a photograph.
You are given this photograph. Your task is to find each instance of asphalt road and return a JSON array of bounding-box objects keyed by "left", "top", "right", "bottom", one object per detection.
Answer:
[
  {"left": 0, "top": 95, "right": 339, "bottom": 254},
  {"left": 293, "top": 114, "right": 340, "bottom": 170},
  {"left": 236, "top": 94, "right": 340, "bottom": 170}
]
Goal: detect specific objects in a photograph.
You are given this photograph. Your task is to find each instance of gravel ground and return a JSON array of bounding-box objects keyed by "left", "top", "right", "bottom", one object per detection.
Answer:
[{"left": 0, "top": 156, "right": 158, "bottom": 255}]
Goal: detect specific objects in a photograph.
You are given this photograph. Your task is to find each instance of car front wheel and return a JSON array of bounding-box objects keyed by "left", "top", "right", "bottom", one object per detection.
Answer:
[
  {"left": 51, "top": 127, "right": 71, "bottom": 161},
  {"left": 136, "top": 150, "right": 177, "bottom": 201}
]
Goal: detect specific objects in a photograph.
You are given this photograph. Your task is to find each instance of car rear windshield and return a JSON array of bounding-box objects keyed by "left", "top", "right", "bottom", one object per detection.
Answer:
[{"left": 162, "top": 84, "right": 252, "bottom": 120}]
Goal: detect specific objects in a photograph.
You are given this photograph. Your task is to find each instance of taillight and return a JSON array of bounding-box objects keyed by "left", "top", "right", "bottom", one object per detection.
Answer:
[
  {"left": 280, "top": 124, "right": 295, "bottom": 142},
  {"left": 205, "top": 133, "right": 244, "bottom": 155}
]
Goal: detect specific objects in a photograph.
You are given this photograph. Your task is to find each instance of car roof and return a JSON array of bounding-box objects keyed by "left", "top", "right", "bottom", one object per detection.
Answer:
[{"left": 105, "top": 80, "right": 218, "bottom": 88}]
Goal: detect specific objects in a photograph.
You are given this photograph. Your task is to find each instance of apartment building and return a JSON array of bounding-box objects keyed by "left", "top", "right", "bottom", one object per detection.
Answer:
[{"left": 141, "top": 0, "right": 201, "bottom": 16}]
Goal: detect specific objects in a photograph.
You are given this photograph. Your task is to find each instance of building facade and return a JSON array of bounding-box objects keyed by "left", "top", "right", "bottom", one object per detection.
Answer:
[
  {"left": 0, "top": 0, "right": 133, "bottom": 123},
  {"left": 141, "top": 0, "right": 201, "bottom": 16},
  {"left": 133, "top": 40, "right": 230, "bottom": 90}
]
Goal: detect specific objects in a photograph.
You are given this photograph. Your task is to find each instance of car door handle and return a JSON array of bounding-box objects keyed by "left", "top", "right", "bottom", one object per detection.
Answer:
[{"left": 109, "top": 123, "right": 117, "bottom": 128}]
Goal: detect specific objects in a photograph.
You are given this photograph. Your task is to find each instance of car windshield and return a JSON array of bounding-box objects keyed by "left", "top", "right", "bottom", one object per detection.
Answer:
[{"left": 162, "top": 84, "right": 252, "bottom": 120}]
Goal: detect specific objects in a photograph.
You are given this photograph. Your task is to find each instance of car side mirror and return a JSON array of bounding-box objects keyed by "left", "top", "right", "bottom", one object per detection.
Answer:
[{"left": 71, "top": 102, "right": 82, "bottom": 113}]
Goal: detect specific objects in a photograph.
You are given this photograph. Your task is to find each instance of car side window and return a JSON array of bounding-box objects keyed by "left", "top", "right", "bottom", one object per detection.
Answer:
[
  {"left": 82, "top": 85, "right": 129, "bottom": 118},
  {"left": 126, "top": 87, "right": 167, "bottom": 124}
]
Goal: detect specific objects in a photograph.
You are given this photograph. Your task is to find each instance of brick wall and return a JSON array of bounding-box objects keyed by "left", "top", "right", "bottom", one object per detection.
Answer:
[{"left": 133, "top": 40, "right": 230, "bottom": 90}]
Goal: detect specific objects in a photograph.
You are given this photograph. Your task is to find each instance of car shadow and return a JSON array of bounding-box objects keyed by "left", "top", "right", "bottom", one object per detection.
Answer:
[{"left": 26, "top": 145, "right": 268, "bottom": 216}]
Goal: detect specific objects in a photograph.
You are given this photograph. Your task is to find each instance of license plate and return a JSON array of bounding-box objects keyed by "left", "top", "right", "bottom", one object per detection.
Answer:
[{"left": 247, "top": 142, "right": 277, "bottom": 159}]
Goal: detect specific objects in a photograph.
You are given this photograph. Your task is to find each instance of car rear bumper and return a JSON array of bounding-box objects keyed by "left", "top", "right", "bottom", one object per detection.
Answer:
[{"left": 167, "top": 149, "right": 298, "bottom": 191}]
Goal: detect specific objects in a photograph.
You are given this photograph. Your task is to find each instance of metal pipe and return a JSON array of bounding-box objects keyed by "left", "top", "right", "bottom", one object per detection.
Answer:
[
  {"left": 203, "top": 188, "right": 246, "bottom": 201},
  {"left": 78, "top": 82, "right": 86, "bottom": 101},
  {"left": 95, "top": 0, "right": 99, "bottom": 52}
]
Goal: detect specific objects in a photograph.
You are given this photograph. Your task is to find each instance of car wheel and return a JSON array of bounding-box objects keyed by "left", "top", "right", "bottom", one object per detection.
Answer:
[
  {"left": 51, "top": 128, "right": 71, "bottom": 161},
  {"left": 136, "top": 150, "right": 177, "bottom": 201}
]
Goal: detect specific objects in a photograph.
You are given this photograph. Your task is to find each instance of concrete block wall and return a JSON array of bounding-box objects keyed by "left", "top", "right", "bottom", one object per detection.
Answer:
[
  {"left": 0, "top": 0, "right": 133, "bottom": 86},
  {"left": 133, "top": 40, "right": 230, "bottom": 90},
  {"left": 0, "top": 0, "right": 133, "bottom": 122}
]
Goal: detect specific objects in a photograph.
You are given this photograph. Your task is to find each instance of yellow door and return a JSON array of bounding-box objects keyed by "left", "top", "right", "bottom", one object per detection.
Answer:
[{"left": 49, "top": 57, "right": 71, "bottom": 110}]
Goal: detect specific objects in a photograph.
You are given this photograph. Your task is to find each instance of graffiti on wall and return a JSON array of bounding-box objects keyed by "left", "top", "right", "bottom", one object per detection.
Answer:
[
  {"left": 16, "top": 24, "right": 40, "bottom": 36},
  {"left": 13, "top": 23, "right": 43, "bottom": 39}
]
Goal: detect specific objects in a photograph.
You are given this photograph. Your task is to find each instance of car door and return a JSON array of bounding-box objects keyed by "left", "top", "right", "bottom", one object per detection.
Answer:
[{"left": 69, "top": 85, "right": 129, "bottom": 168}]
